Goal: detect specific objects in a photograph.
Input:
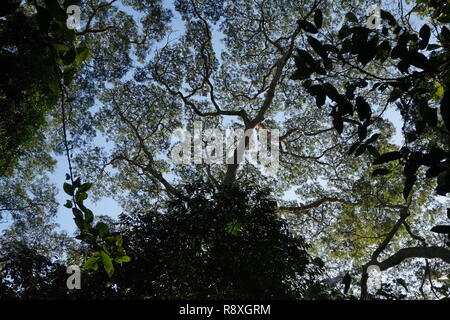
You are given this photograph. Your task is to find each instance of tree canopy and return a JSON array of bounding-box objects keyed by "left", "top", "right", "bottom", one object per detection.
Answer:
[{"left": 0, "top": 0, "right": 449, "bottom": 300}]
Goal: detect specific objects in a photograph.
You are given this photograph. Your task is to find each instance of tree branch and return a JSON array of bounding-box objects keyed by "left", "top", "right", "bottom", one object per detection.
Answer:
[
  {"left": 222, "top": 1, "right": 323, "bottom": 185},
  {"left": 76, "top": 0, "right": 117, "bottom": 36},
  {"left": 112, "top": 101, "right": 184, "bottom": 199},
  {"left": 377, "top": 247, "right": 450, "bottom": 271}
]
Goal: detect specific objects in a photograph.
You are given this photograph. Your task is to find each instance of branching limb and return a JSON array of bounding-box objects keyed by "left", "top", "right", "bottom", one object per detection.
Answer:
[
  {"left": 112, "top": 101, "right": 184, "bottom": 199},
  {"left": 360, "top": 207, "right": 410, "bottom": 299},
  {"left": 377, "top": 247, "right": 450, "bottom": 271},
  {"left": 76, "top": 0, "right": 117, "bottom": 36}
]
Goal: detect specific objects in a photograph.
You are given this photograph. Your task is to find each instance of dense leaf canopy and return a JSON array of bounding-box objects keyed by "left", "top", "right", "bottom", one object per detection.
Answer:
[{"left": 1, "top": 0, "right": 449, "bottom": 300}]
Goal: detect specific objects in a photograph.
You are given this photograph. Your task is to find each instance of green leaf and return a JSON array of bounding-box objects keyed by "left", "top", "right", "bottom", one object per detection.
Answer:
[
  {"left": 307, "top": 84, "right": 324, "bottom": 95},
  {"left": 314, "top": 9, "right": 323, "bottom": 29},
  {"left": 52, "top": 43, "right": 70, "bottom": 52},
  {"left": 95, "top": 222, "right": 109, "bottom": 238},
  {"left": 380, "top": 10, "right": 397, "bottom": 26},
  {"left": 63, "top": 28, "right": 76, "bottom": 42},
  {"left": 225, "top": 220, "right": 243, "bottom": 235},
  {"left": 354, "top": 144, "right": 366, "bottom": 157},
  {"left": 426, "top": 165, "right": 446, "bottom": 178},
  {"left": 323, "top": 83, "right": 340, "bottom": 101},
  {"left": 345, "top": 12, "right": 358, "bottom": 23},
  {"left": 76, "top": 46, "right": 91, "bottom": 65},
  {"left": 427, "top": 44, "right": 441, "bottom": 50},
  {"left": 297, "top": 20, "right": 318, "bottom": 33},
  {"left": 63, "top": 67, "right": 77, "bottom": 86},
  {"left": 337, "top": 97, "right": 353, "bottom": 115},
  {"left": 419, "top": 100, "right": 437, "bottom": 127},
  {"left": 114, "top": 255, "right": 131, "bottom": 264},
  {"left": 314, "top": 65, "right": 327, "bottom": 76},
  {"left": 315, "top": 92, "right": 326, "bottom": 108},
  {"left": 84, "top": 209, "right": 94, "bottom": 224},
  {"left": 73, "top": 177, "right": 81, "bottom": 188},
  {"left": 50, "top": 20, "right": 62, "bottom": 33},
  {"left": 348, "top": 142, "right": 360, "bottom": 155},
  {"left": 100, "top": 251, "right": 114, "bottom": 277},
  {"left": 419, "top": 24, "right": 431, "bottom": 50},
  {"left": 78, "top": 183, "right": 93, "bottom": 193},
  {"left": 332, "top": 114, "right": 344, "bottom": 134},
  {"left": 295, "top": 49, "right": 316, "bottom": 69},
  {"left": 73, "top": 216, "right": 83, "bottom": 229},
  {"left": 437, "top": 13, "right": 450, "bottom": 24},
  {"left": 366, "top": 133, "right": 380, "bottom": 144},
  {"left": 358, "top": 125, "right": 367, "bottom": 141},
  {"left": 367, "top": 145, "right": 380, "bottom": 158},
  {"left": 403, "top": 175, "right": 416, "bottom": 200},
  {"left": 290, "top": 68, "right": 312, "bottom": 81},
  {"left": 391, "top": 44, "right": 407, "bottom": 60},
  {"left": 64, "top": 200, "right": 73, "bottom": 208},
  {"left": 72, "top": 208, "right": 83, "bottom": 219},
  {"left": 440, "top": 26, "right": 450, "bottom": 44},
  {"left": 338, "top": 25, "right": 351, "bottom": 40},
  {"left": 407, "top": 52, "right": 431, "bottom": 71},
  {"left": 105, "top": 236, "right": 116, "bottom": 245},
  {"left": 48, "top": 78, "right": 60, "bottom": 95},
  {"left": 63, "top": 182, "right": 74, "bottom": 196},
  {"left": 376, "top": 41, "right": 391, "bottom": 62},
  {"left": 307, "top": 36, "right": 327, "bottom": 59},
  {"left": 323, "top": 44, "right": 340, "bottom": 54},
  {"left": 75, "top": 192, "right": 88, "bottom": 202},
  {"left": 83, "top": 256, "right": 100, "bottom": 271},
  {"left": 432, "top": 81, "right": 444, "bottom": 102},
  {"left": 373, "top": 151, "right": 402, "bottom": 165},
  {"left": 116, "top": 235, "right": 123, "bottom": 247},
  {"left": 357, "top": 35, "right": 379, "bottom": 65},
  {"left": 72, "top": 208, "right": 85, "bottom": 232}
]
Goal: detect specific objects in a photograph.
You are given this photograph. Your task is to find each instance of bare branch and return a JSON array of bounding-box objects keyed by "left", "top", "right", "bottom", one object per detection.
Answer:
[{"left": 377, "top": 247, "right": 450, "bottom": 271}]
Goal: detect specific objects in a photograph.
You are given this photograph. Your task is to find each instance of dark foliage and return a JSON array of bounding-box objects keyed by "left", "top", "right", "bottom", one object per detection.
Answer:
[
  {"left": 0, "top": 0, "right": 86, "bottom": 176},
  {"left": 0, "top": 242, "right": 67, "bottom": 299},
  {"left": 0, "top": 10, "right": 58, "bottom": 176},
  {"left": 112, "top": 182, "right": 323, "bottom": 299},
  {"left": 0, "top": 182, "right": 323, "bottom": 299},
  {"left": 291, "top": 1, "right": 450, "bottom": 239}
]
